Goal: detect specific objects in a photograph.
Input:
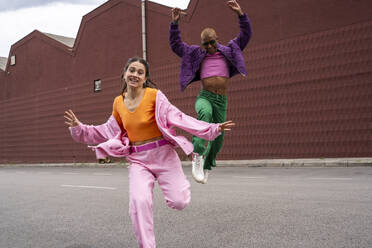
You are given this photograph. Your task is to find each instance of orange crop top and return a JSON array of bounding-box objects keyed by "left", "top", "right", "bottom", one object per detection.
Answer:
[{"left": 112, "top": 88, "right": 162, "bottom": 142}]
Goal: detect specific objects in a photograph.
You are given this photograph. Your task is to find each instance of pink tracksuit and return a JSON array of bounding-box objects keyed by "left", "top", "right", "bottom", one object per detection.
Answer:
[{"left": 69, "top": 90, "right": 221, "bottom": 248}]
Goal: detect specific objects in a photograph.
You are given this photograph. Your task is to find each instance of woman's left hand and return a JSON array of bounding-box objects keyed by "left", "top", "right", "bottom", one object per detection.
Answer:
[{"left": 218, "top": 120, "right": 235, "bottom": 132}]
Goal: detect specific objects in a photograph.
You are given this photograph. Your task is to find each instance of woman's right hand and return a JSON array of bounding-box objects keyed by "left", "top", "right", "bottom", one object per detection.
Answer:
[{"left": 64, "top": 109, "right": 81, "bottom": 127}]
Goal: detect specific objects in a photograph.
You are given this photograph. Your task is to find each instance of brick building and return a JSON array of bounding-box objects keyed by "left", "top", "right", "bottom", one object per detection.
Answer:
[{"left": 0, "top": 0, "right": 372, "bottom": 163}]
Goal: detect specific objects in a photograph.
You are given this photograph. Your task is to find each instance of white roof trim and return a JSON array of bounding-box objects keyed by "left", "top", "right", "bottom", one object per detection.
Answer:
[
  {"left": 43, "top": 32, "right": 75, "bottom": 48},
  {"left": 0, "top": 56, "right": 7, "bottom": 71}
]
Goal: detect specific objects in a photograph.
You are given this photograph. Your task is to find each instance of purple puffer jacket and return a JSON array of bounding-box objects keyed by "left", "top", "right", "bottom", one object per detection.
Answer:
[
  {"left": 69, "top": 90, "right": 221, "bottom": 159},
  {"left": 169, "top": 13, "right": 252, "bottom": 91}
]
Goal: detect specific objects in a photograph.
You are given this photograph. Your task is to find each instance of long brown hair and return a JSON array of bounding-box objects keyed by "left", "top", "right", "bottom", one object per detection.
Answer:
[{"left": 120, "top": 57, "right": 158, "bottom": 95}]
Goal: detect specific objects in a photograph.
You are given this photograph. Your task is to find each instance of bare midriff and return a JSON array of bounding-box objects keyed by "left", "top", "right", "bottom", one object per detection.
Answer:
[
  {"left": 130, "top": 135, "right": 164, "bottom": 146},
  {"left": 202, "top": 76, "right": 229, "bottom": 95}
]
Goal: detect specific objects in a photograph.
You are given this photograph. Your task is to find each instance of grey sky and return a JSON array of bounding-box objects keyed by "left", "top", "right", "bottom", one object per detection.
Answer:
[
  {"left": 0, "top": 0, "right": 189, "bottom": 57},
  {"left": 0, "top": 0, "right": 105, "bottom": 12}
]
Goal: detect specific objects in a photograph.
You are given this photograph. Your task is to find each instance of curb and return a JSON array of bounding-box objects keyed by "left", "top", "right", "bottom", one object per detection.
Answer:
[
  {"left": 0, "top": 163, "right": 129, "bottom": 168},
  {"left": 1, "top": 158, "right": 372, "bottom": 168},
  {"left": 217, "top": 158, "right": 372, "bottom": 167}
]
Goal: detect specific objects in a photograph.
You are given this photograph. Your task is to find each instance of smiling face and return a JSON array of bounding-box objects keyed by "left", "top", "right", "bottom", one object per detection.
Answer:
[
  {"left": 201, "top": 28, "right": 218, "bottom": 54},
  {"left": 123, "top": 61, "right": 147, "bottom": 88}
]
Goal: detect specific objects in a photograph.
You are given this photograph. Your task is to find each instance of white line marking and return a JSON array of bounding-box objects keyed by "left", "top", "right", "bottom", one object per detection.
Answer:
[
  {"left": 233, "top": 176, "right": 266, "bottom": 179},
  {"left": 93, "top": 173, "right": 113, "bottom": 176},
  {"left": 309, "top": 178, "right": 352, "bottom": 180},
  {"left": 38, "top": 172, "right": 51, "bottom": 175},
  {"left": 63, "top": 172, "right": 80, "bottom": 175},
  {"left": 60, "top": 185, "right": 116, "bottom": 190}
]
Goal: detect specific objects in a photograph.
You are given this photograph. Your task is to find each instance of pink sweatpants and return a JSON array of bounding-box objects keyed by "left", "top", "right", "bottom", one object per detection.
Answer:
[{"left": 126, "top": 143, "right": 191, "bottom": 248}]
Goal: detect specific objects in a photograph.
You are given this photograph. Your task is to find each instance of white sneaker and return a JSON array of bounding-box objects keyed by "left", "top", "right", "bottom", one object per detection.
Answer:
[
  {"left": 191, "top": 153, "right": 205, "bottom": 183},
  {"left": 201, "top": 170, "right": 209, "bottom": 184}
]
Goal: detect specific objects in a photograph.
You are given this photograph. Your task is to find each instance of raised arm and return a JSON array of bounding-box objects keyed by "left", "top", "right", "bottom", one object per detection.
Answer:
[
  {"left": 227, "top": 0, "right": 252, "bottom": 50},
  {"left": 169, "top": 8, "right": 189, "bottom": 57},
  {"left": 64, "top": 109, "right": 121, "bottom": 145}
]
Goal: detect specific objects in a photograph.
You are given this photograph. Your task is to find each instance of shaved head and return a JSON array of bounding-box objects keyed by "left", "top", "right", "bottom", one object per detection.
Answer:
[
  {"left": 200, "top": 28, "right": 218, "bottom": 54},
  {"left": 201, "top": 28, "right": 217, "bottom": 40}
]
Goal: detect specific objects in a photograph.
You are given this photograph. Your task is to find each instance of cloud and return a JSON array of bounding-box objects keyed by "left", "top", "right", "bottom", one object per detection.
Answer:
[
  {"left": 0, "top": 2, "right": 106, "bottom": 57},
  {"left": 0, "top": 0, "right": 190, "bottom": 57},
  {"left": 0, "top": 0, "right": 106, "bottom": 12},
  {"left": 0, "top": 0, "right": 190, "bottom": 12},
  {"left": 149, "top": 0, "right": 189, "bottom": 9}
]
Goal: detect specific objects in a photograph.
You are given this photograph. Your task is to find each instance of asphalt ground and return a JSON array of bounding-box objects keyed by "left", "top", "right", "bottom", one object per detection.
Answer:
[{"left": 1, "top": 166, "right": 372, "bottom": 248}]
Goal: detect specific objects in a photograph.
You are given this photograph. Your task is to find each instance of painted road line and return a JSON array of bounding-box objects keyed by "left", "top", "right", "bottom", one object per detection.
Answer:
[
  {"left": 63, "top": 172, "right": 80, "bottom": 175},
  {"left": 60, "top": 185, "right": 116, "bottom": 190},
  {"left": 232, "top": 176, "right": 266, "bottom": 179},
  {"left": 308, "top": 177, "right": 352, "bottom": 180},
  {"left": 93, "top": 173, "right": 113, "bottom": 176}
]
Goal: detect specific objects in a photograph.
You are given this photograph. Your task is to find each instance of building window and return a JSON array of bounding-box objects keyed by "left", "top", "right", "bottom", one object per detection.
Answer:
[
  {"left": 10, "top": 55, "right": 16, "bottom": 66},
  {"left": 94, "top": 79, "right": 101, "bottom": 93}
]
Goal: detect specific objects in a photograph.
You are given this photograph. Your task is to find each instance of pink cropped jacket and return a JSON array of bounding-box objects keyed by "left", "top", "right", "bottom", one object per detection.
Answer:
[{"left": 69, "top": 90, "right": 221, "bottom": 159}]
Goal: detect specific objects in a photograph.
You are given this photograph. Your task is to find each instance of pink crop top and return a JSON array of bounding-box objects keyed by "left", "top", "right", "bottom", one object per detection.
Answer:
[{"left": 200, "top": 52, "right": 229, "bottom": 79}]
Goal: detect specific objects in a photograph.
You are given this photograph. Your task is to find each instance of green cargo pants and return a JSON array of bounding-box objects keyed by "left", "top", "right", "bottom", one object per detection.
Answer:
[{"left": 192, "top": 90, "right": 227, "bottom": 170}]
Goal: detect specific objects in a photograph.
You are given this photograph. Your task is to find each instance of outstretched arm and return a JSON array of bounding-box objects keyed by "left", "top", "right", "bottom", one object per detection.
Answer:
[
  {"left": 64, "top": 109, "right": 121, "bottom": 145},
  {"left": 166, "top": 104, "right": 235, "bottom": 141},
  {"left": 227, "top": 0, "right": 252, "bottom": 50}
]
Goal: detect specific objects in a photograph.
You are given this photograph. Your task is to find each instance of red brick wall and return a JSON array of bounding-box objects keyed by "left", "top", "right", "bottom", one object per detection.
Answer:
[
  {"left": 0, "top": 0, "right": 371, "bottom": 163},
  {"left": 145, "top": 0, "right": 372, "bottom": 159}
]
